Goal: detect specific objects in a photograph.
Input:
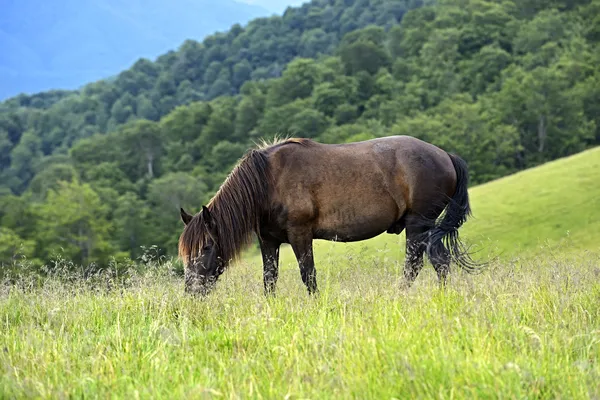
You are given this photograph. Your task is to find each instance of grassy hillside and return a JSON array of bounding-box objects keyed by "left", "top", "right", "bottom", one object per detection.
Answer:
[
  {"left": 464, "top": 145, "right": 600, "bottom": 257},
  {"left": 254, "top": 145, "right": 600, "bottom": 270}
]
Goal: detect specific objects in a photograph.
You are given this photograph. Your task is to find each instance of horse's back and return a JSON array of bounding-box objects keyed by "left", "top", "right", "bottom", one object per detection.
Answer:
[{"left": 268, "top": 135, "right": 456, "bottom": 200}]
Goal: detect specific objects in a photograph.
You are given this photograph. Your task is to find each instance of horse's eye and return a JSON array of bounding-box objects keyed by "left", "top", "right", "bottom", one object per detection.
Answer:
[{"left": 203, "top": 245, "right": 212, "bottom": 252}]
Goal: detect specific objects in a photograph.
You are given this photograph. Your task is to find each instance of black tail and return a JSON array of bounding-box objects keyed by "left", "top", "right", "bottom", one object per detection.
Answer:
[{"left": 426, "top": 153, "right": 484, "bottom": 273}]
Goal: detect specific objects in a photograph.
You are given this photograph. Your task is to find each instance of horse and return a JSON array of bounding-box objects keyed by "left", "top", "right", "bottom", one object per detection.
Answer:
[{"left": 178, "top": 135, "right": 481, "bottom": 296}]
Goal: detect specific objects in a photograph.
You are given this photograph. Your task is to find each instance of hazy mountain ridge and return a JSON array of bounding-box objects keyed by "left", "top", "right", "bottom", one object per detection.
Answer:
[{"left": 0, "top": 0, "right": 270, "bottom": 99}]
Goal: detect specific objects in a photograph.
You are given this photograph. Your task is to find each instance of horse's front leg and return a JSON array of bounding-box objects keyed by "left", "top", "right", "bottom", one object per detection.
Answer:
[
  {"left": 288, "top": 227, "right": 318, "bottom": 295},
  {"left": 259, "top": 237, "right": 281, "bottom": 296}
]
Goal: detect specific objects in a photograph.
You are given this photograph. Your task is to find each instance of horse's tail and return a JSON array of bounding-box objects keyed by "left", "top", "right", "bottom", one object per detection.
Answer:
[{"left": 425, "top": 153, "right": 484, "bottom": 273}]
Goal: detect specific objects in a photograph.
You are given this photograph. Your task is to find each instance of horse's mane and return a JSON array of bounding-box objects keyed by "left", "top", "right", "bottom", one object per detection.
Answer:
[
  {"left": 178, "top": 137, "right": 314, "bottom": 266},
  {"left": 254, "top": 135, "right": 314, "bottom": 150}
]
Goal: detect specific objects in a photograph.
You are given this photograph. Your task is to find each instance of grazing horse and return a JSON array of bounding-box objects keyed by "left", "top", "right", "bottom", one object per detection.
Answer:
[{"left": 178, "top": 135, "right": 480, "bottom": 296}]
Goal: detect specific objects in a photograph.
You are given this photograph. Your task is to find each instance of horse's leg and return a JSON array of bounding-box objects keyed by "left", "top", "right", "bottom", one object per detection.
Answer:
[
  {"left": 259, "top": 237, "right": 281, "bottom": 296},
  {"left": 429, "top": 244, "right": 451, "bottom": 288},
  {"left": 401, "top": 218, "right": 429, "bottom": 288},
  {"left": 288, "top": 228, "right": 318, "bottom": 295}
]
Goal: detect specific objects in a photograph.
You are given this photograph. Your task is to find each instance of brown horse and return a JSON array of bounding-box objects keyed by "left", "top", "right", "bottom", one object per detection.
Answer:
[{"left": 178, "top": 135, "right": 481, "bottom": 296}]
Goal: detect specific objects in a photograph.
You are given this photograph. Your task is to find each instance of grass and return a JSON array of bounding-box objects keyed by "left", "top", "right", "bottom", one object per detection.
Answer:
[
  {"left": 464, "top": 146, "right": 600, "bottom": 258},
  {"left": 2, "top": 148, "right": 600, "bottom": 398},
  {"left": 1, "top": 251, "right": 599, "bottom": 398}
]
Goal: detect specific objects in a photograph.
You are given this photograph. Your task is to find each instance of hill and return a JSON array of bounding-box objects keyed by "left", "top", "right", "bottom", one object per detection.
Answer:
[
  {"left": 263, "top": 146, "right": 600, "bottom": 269},
  {"left": 0, "top": 0, "right": 270, "bottom": 100}
]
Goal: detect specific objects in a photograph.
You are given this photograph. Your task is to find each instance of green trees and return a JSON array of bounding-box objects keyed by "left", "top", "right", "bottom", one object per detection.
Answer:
[
  {"left": 1, "top": 0, "right": 598, "bottom": 271},
  {"left": 35, "top": 179, "right": 115, "bottom": 267},
  {"left": 339, "top": 26, "right": 392, "bottom": 75}
]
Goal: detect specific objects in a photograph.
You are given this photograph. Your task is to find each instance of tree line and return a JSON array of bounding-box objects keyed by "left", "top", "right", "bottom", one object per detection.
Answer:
[{"left": 1, "top": 0, "right": 599, "bottom": 272}]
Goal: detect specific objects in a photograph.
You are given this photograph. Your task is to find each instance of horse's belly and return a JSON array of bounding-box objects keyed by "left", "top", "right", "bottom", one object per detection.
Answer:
[
  {"left": 313, "top": 226, "right": 386, "bottom": 242},
  {"left": 313, "top": 205, "right": 397, "bottom": 242}
]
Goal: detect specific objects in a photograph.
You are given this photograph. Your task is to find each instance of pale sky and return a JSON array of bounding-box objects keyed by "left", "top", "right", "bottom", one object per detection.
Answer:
[{"left": 237, "top": 0, "right": 309, "bottom": 14}]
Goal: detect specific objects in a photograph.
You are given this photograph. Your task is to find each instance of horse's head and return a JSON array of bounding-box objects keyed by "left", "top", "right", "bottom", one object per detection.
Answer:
[{"left": 179, "top": 206, "right": 225, "bottom": 296}]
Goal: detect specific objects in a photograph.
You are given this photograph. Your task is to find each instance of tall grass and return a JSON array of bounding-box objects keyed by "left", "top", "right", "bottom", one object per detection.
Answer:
[{"left": 2, "top": 246, "right": 599, "bottom": 399}]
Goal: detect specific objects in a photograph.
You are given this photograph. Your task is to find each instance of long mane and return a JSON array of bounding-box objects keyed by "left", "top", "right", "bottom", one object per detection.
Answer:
[{"left": 177, "top": 138, "right": 314, "bottom": 266}]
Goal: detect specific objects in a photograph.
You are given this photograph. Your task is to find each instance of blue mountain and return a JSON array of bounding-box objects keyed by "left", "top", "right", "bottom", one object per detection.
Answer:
[{"left": 0, "top": 0, "right": 271, "bottom": 100}]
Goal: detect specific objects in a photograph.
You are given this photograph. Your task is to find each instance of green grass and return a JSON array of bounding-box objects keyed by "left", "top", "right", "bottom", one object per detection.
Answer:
[
  {"left": 464, "top": 146, "right": 600, "bottom": 258},
  {"left": 2, "top": 148, "right": 600, "bottom": 399},
  {"left": 1, "top": 253, "right": 599, "bottom": 398}
]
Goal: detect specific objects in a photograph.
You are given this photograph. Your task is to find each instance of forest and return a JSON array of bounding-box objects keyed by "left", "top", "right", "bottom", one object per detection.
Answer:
[{"left": 1, "top": 0, "right": 599, "bottom": 271}]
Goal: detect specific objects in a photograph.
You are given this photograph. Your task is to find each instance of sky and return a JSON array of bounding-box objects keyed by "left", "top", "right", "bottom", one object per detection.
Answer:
[
  {"left": 237, "top": 0, "right": 308, "bottom": 14},
  {"left": 0, "top": 0, "right": 311, "bottom": 99}
]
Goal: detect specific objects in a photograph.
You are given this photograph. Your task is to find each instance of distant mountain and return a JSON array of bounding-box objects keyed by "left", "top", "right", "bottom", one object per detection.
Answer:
[{"left": 0, "top": 0, "right": 269, "bottom": 100}]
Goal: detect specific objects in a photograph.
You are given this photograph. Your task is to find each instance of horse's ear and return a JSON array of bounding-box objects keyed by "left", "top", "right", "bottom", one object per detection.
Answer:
[
  {"left": 201, "top": 205, "right": 215, "bottom": 230},
  {"left": 180, "top": 208, "right": 193, "bottom": 225}
]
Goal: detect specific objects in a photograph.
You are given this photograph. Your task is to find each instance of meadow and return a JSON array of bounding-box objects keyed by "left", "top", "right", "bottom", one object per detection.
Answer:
[{"left": 1, "top": 148, "right": 599, "bottom": 399}]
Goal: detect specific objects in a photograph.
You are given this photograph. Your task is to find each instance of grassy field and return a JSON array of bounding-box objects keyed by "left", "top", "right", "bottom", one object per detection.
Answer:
[
  {"left": 1, "top": 254, "right": 599, "bottom": 398},
  {"left": 1, "top": 148, "right": 599, "bottom": 399}
]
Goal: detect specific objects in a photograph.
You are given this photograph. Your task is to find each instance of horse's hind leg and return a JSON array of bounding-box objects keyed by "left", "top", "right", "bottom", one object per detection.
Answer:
[
  {"left": 259, "top": 237, "right": 281, "bottom": 296},
  {"left": 429, "top": 245, "right": 451, "bottom": 287},
  {"left": 401, "top": 218, "right": 429, "bottom": 289},
  {"left": 405, "top": 207, "right": 451, "bottom": 288}
]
